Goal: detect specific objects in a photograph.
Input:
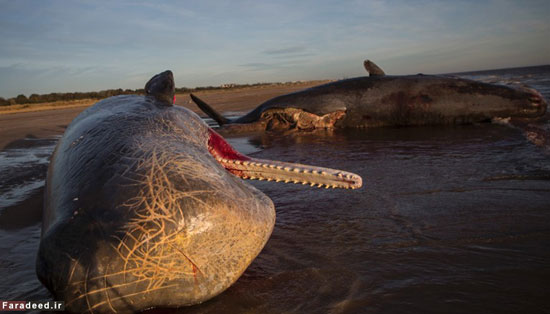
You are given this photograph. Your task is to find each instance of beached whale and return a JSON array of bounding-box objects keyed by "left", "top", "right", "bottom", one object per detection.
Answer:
[
  {"left": 190, "top": 60, "right": 547, "bottom": 132},
  {"left": 36, "top": 71, "right": 361, "bottom": 313}
]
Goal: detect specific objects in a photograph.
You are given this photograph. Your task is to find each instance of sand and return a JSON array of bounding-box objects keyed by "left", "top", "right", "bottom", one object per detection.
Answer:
[{"left": 0, "top": 81, "right": 327, "bottom": 150}]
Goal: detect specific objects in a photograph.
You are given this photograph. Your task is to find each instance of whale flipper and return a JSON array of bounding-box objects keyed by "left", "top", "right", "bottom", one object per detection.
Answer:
[
  {"left": 190, "top": 93, "right": 231, "bottom": 126},
  {"left": 363, "top": 60, "right": 385, "bottom": 76}
]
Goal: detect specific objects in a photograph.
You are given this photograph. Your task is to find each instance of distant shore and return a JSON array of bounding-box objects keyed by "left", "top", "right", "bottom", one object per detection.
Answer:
[
  {"left": 0, "top": 80, "right": 328, "bottom": 150},
  {"left": 0, "top": 80, "right": 329, "bottom": 115}
]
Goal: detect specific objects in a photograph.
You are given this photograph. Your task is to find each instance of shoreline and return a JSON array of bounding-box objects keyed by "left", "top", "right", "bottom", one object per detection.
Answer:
[
  {"left": 0, "top": 80, "right": 329, "bottom": 115},
  {"left": 0, "top": 80, "right": 327, "bottom": 151}
]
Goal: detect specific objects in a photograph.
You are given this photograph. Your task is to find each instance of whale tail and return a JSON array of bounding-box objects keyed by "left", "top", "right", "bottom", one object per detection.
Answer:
[{"left": 190, "top": 94, "right": 231, "bottom": 126}]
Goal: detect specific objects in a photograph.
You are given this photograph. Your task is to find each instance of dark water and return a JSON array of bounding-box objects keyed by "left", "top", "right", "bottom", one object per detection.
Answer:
[
  {"left": 212, "top": 126, "right": 550, "bottom": 314},
  {"left": 1, "top": 66, "right": 550, "bottom": 313}
]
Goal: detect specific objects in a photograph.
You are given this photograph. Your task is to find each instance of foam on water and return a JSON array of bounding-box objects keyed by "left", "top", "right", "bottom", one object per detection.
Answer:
[{"left": 0, "top": 137, "right": 59, "bottom": 209}]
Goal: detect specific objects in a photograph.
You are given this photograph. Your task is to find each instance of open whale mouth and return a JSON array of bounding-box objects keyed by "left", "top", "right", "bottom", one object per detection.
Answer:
[{"left": 206, "top": 129, "right": 362, "bottom": 189}]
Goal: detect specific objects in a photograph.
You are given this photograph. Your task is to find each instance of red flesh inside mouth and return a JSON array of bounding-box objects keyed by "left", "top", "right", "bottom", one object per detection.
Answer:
[
  {"left": 207, "top": 128, "right": 363, "bottom": 189},
  {"left": 208, "top": 129, "right": 250, "bottom": 176}
]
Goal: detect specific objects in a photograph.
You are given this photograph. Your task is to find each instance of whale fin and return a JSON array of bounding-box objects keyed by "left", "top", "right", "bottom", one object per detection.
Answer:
[
  {"left": 145, "top": 70, "right": 175, "bottom": 105},
  {"left": 363, "top": 60, "right": 385, "bottom": 76},
  {"left": 190, "top": 94, "right": 231, "bottom": 126}
]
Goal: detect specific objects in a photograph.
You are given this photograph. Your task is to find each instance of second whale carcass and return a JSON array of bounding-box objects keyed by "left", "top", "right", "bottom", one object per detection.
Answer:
[{"left": 190, "top": 60, "right": 547, "bottom": 132}]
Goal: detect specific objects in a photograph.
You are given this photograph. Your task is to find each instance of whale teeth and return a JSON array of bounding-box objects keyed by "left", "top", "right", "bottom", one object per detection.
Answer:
[
  {"left": 312, "top": 170, "right": 319, "bottom": 175},
  {"left": 262, "top": 164, "right": 269, "bottom": 168},
  {"left": 321, "top": 171, "right": 328, "bottom": 175},
  {"left": 284, "top": 167, "right": 292, "bottom": 171},
  {"left": 269, "top": 164, "right": 276, "bottom": 168},
  {"left": 302, "top": 181, "right": 308, "bottom": 185},
  {"left": 267, "top": 178, "right": 273, "bottom": 181},
  {"left": 310, "top": 183, "right": 316, "bottom": 186},
  {"left": 293, "top": 168, "right": 301, "bottom": 172},
  {"left": 284, "top": 179, "right": 290, "bottom": 183},
  {"left": 276, "top": 165, "right": 283, "bottom": 170},
  {"left": 302, "top": 169, "right": 310, "bottom": 174},
  {"left": 243, "top": 161, "right": 250, "bottom": 165},
  {"left": 275, "top": 179, "right": 282, "bottom": 182}
]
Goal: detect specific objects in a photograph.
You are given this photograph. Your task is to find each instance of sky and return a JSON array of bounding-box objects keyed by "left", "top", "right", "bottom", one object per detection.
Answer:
[{"left": 0, "top": 0, "right": 549, "bottom": 98}]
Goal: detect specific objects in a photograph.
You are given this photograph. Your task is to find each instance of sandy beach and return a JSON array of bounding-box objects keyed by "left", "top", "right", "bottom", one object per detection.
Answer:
[{"left": 0, "top": 81, "right": 327, "bottom": 151}]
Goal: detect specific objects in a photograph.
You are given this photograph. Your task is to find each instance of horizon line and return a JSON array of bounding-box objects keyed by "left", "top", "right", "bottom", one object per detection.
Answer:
[{"left": 2, "top": 63, "right": 549, "bottom": 100}]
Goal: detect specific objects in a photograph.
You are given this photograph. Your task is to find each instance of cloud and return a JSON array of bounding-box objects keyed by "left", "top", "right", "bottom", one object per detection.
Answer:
[
  {"left": 0, "top": 0, "right": 549, "bottom": 97},
  {"left": 263, "top": 46, "right": 307, "bottom": 55}
]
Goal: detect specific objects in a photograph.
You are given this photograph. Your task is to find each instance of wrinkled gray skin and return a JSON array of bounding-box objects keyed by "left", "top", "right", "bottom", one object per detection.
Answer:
[
  {"left": 191, "top": 60, "right": 547, "bottom": 132},
  {"left": 37, "top": 71, "right": 360, "bottom": 313},
  {"left": 37, "top": 71, "right": 275, "bottom": 313}
]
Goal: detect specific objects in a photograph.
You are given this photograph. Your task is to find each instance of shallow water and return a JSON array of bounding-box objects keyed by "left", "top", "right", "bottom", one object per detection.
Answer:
[
  {"left": 1, "top": 66, "right": 550, "bottom": 313},
  {"left": 5, "top": 125, "right": 548, "bottom": 313},
  {"left": 0, "top": 137, "right": 58, "bottom": 208},
  {"left": 173, "top": 125, "right": 550, "bottom": 314}
]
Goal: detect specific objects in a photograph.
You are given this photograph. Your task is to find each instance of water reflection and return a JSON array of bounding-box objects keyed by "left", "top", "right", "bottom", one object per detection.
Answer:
[{"left": 184, "top": 124, "right": 550, "bottom": 314}]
